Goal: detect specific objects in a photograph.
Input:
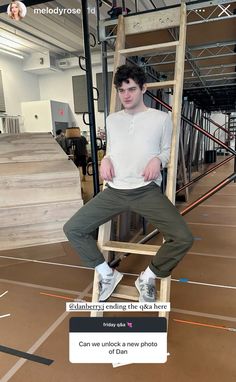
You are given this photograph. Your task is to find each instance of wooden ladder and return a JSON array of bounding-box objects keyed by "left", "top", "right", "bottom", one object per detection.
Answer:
[{"left": 91, "top": 4, "right": 187, "bottom": 320}]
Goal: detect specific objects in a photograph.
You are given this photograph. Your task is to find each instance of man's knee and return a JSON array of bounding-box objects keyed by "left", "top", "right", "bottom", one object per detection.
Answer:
[
  {"left": 63, "top": 215, "right": 82, "bottom": 237},
  {"left": 63, "top": 220, "right": 73, "bottom": 239},
  {"left": 63, "top": 214, "right": 93, "bottom": 239},
  {"left": 176, "top": 227, "right": 194, "bottom": 250}
]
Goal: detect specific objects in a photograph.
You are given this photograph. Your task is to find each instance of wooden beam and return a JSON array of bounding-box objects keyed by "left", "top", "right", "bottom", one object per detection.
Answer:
[
  {"left": 125, "top": 7, "right": 181, "bottom": 35},
  {"left": 119, "top": 41, "right": 178, "bottom": 57},
  {"left": 159, "top": 276, "right": 171, "bottom": 318},
  {"left": 112, "top": 285, "right": 139, "bottom": 300},
  {"left": 102, "top": 241, "right": 160, "bottom": 255},
  {"left": 147, "top": 80, "right": 176, "bottom": 89},
  {"left": 165, "top": 3, "right": 187, "bottom": 205},
  {"left": 109, "top": 15, "right": 126, "bottom": 114}
]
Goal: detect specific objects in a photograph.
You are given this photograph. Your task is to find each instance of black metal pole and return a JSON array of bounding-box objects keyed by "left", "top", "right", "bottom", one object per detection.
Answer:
[
  {"left": 81, "top": 0, "right": 100, "bottom": 196},
  {"left": 96, "top": 0, "right": 101, "bottom": 44}
]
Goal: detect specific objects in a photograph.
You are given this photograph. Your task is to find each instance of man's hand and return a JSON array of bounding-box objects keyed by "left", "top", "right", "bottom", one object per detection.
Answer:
[
  {"left": 100, "top": 157, "right": 115, "bottom": 181},
  {"left": 142, "top": 157, "right": 161, "bottom": 181}
]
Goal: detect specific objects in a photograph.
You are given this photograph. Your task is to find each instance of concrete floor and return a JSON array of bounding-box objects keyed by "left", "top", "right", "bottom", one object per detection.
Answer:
[{"left": 0, "top": 157, "right": 236, "bottom": 382}]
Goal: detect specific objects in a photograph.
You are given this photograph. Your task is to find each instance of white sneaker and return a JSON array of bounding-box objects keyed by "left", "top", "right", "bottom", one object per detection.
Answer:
[
  {"left": 135, "top": 272, "right": 156, "bottom": 302},
  {"left": 98, "top": 270, "right": 123, "bottom": 301}
]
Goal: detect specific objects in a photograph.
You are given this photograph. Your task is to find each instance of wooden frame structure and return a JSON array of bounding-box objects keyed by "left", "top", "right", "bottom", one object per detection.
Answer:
[{"left": 91, "top": 4, "right": 187, "bottom": 322}]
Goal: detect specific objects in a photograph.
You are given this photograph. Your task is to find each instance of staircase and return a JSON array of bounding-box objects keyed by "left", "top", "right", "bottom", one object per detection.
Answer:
[{"left": 0, "top": 133, "right": 83, "bottom": 250}]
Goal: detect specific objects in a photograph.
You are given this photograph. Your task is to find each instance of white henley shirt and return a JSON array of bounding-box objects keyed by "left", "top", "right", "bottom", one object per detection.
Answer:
[{"left": 105, "top": 108, "right": 172, "bottom": 189}]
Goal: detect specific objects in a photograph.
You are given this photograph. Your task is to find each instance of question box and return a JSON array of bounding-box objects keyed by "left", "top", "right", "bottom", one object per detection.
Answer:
[{"left": 69, "top": 317, "right": 167, "bottom": 364}]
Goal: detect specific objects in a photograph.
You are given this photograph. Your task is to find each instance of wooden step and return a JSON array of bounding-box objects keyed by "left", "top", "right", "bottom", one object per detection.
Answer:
[
  {"left": 0, "top": 174, "right": 81, "bottom": 207},
  {"left": 0, "top": 133, "right": 66, "bottom": 164},
  {"left": 101, "top": 7, "right": 181, "bottom": 37},
  {"left": 112, "top": 285, "right": 139, "bottom": 301},
  {"left": 119, "top": 41, "right": 179, "bottom": 57},
  {"left": 0, "top": 133, "right": 83, "bottom": 250},
  {"left": 112, "top": 284, "right": 159, "bottom": 301},
  {"left": 0, "top": 200, "right": 83, "bottom": 228},
  {"left": 125, "top": 7, "right": 181, "bottom": 35},
  {"left": 0, "top": 220, "right": 68, "bottom": 250},
  {"left": 0, "top": 160, "right": 77, "bottom": 176},
  {"left": 101, "top": 241, "right": 160, "bottom": 256},
  {"left": 147, "top": 80, "right": 176, "bottom": 89},
  {"left": 0, "top": 159, "right": 81, "bottom": 207}
]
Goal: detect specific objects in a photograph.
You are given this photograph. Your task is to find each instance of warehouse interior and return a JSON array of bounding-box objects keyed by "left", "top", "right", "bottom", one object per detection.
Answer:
[{"left": 0, "top": 0, "right": 236, "bottom": 381}]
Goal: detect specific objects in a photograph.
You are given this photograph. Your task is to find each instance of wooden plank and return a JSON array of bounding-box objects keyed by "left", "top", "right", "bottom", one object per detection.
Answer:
[
  {"left": 0, "top": 133, "right": 66, "bottom": 163},
  {"left": 163, "top": 4, "right": 187, "bottom": 322},
  {"left": 0, "top": 170, "right": 80, "bottom": 189},
  {"left": 166, "top": 4, "right": 187, "bottom": 205},
  {"left": 110, "top": 15, "right": 126, "bottom": 114},
  {"left": 97, "top": 15, "right": 126, "bottom": 263},
  {"left": 147, "top": 80, "right": 176, "bottom": 89},
  {"left": 102, "top": 241, "right": 160, "bottom": 255},
  {"left": 0, "top": 200, "right": 83, "bottom": 228},
  {"left": 124, "top": 8, "right": 181, "bottom": 35},
  {"left": 97, "top": 220, "right": 112, "bottom": 263},
  {"left": 119, "top": 41, "right": 178, "bottom": 57},
  {"left": 0, "top": 175, "right": 81, "bottom": 207},
  {"left": 112, "top": 284, "right": 159, "bottom": 301},
  {"left": 159, "top": 276, "right": 171, "bottom": 319},
  {"left": 112, "top": 285, "right": 139, "bottom": 300},
  {"left": 0, "top": 160, "right": 77, "bottom": 176},
  {"left": 0, "top": 187, "right": 81, "bottom": 207},
  {"left": 91, "top": 270, "right": 103, "bottom": 317},
  {"left": 0, "top": 221, "right": 69, "bottom": 250}
]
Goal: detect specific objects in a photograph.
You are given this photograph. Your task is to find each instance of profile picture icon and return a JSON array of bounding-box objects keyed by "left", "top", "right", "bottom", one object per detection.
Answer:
[{"left": 7, "top": 1, "right": 27, "bottom": 21}]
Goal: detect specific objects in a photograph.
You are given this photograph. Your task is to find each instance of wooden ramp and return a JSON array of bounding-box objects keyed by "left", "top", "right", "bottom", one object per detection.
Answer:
[{"left": 0, "top": 133, "right": 83, "bottom": 250}]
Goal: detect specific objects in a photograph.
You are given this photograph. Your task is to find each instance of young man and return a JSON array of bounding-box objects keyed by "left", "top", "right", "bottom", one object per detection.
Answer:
[
  {"left": 73, "top": 127, "right": 88, "bottom": 182},
  {"left": 64, "top": 65, "right": 193, "bottom": 302},
  {"left": 55, "top": 129, "right": 69, "bottom": 154}
]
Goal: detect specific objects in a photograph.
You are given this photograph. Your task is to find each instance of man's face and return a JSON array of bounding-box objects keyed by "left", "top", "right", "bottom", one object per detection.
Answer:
[{"left": 117, "top": 79, "right": 146, "bottom": 111}]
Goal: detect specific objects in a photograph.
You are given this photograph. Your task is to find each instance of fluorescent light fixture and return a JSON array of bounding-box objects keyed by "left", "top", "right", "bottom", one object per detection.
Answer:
[
  {"left": 0, "top": 36, "right": 22, "bottom": 50},
  {"left": 0, "top": 48, "right": 24, "bottom": 59}
]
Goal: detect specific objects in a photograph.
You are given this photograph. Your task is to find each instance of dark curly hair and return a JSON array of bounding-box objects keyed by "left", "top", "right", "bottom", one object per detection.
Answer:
[{"left": 114, "top": 65, "right": 147, "bottom": 90}]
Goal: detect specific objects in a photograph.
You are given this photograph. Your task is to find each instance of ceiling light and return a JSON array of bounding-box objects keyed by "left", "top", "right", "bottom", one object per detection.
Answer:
[
  {"left": 0, "top": 48, "right": 24, "bottom": 59},
  {"left": 0, "top": 36, "right": 22, "bottom": 50}
]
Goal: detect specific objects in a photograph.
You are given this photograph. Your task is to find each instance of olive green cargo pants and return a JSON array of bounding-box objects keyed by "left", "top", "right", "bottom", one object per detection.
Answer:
[{"left": 63, "top": 182, "right": 193, "bottom": 277}]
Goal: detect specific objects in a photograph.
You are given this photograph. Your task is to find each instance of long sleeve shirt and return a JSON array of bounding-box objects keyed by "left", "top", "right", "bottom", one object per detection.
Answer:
[{"left": 106, "top": 108, "right": 173, "bottom": 189}]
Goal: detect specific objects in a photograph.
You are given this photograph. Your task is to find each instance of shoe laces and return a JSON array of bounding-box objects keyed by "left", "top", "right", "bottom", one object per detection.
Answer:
[
  {"left": 141, "top": 280, "right": 155, "bottom": 297},
  {"left": 99, "top": 273, "right": 113, "bottom": 291}
]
